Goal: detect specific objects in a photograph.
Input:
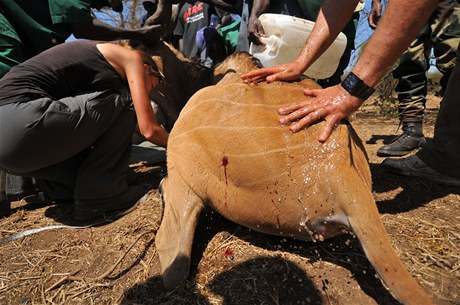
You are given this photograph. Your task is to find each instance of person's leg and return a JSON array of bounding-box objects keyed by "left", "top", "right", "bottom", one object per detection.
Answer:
[
  {"left": 72, "top": 103, "right": 149, "bottom": 220},
  {"left": 433, "top": 1, "right": 459, "bottom": 95},
  {"left": 73, "top": 100, "right": 135, "bottom": 200},
  {"left": 5, "top": 175, "right": 39, "bottom": 199},
  {"left": 0, "top": 31, "right": 39, "bottom": 199},
  {"left": 393, "top": 35, "right": 429, "bottom": 124},
  {"left": 416, "top": 41, "right": 460, "bottom": 179},
  {"left": 0, "top": 91, "right": 129, "bottom": 173},
  {"left": 235, "top": 0, "right": 250, "bottom": 52},
  {"left": 0, "top": 98, "right": 76, "bottom": 202},
  {"left": 379, "top": 2, "right": 457, "bottom": 157},
  {"left": 25, "top": 150, "right": 90, "bottom": 202},
  {"left": 69, "top": 90, "right": 149, "bottom": 219},
  {"left": 0, "top": 171, "right": 8, "bottom": 217},
  {"left": 377, "top": 22, "right": 430, "bottom": 157},
  {"left": 382, "top": 42, "right": 460, "bottom": 186},
  {"left": 196, "top": 26, "right": 226, "bottom": 68},
  {"left": 205, "top": 27, "right": 228, "bottom": 66},
  {"left": 0, "top": 90, "right": 145, "bottom": 217}
]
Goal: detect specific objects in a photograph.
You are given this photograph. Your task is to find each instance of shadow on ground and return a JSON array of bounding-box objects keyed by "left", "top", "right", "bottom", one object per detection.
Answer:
[
  {"left": 120, "top": 209, "right": 402, "bottom": 305},
  {"left": 370, "top": 163, "right": 460, "bottom": 214}
]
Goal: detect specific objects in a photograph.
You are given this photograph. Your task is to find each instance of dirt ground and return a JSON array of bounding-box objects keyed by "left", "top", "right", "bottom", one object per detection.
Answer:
[{"left": 0, "top": 93, "right": 459, "bottom": 305}]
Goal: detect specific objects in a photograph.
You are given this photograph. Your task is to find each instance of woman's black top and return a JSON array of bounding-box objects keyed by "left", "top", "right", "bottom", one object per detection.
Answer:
[{"left": 0, "top": 40, "right": 126, "bottom": 106}]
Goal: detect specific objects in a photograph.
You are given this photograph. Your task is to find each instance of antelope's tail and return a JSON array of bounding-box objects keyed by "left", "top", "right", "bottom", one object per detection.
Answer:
[{"left": 346, "top": 190, "right": 436, "bottom": 305}]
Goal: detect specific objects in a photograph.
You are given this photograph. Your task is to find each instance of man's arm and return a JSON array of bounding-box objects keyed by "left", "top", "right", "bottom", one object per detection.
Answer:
[
  {"left": 278, "top": 0, "right": 438, "bottom": 142},
  {"left": 353, "top": 0, "right": 436, "bottom": 87},
  {"left": 71, "top": 18, "right": 164, "bottom": 45}
]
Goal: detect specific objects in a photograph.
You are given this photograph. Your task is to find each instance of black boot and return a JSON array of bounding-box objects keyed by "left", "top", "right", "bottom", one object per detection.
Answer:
[
  {"left": 5, "top": 175, "right": 39, "bottom": 200},
  {"left": 377, "top": 122, "right": 426, "bottom": 157},
  {"left": 0, "top": 197, "right": 10, "bottom": 218}
]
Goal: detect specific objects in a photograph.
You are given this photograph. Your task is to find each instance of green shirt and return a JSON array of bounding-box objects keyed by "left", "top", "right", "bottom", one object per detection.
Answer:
[
  {"left": 296, "top": 0, "right": 364, "bottom": 20},
  {"left": 0, "top": 0, "right": 93, "bottom": 58}
]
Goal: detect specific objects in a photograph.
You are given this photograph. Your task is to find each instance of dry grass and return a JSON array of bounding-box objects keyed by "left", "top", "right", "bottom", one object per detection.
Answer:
[{"left": 1, "top": 95, "right": 459, "bottom": 305}]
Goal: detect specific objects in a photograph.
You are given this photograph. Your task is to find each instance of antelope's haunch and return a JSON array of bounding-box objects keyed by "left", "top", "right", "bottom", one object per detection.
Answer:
[{"left": 156, "top": 78, "right": 435, "bottom": 305}]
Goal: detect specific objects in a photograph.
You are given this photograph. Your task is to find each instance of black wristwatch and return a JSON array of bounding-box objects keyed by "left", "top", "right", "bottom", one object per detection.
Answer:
[{"left": 341, "top": 72, "right": 375, "bottom": 100}]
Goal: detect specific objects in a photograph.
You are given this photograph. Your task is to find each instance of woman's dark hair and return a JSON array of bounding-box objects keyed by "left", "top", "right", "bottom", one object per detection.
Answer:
[{"left": 135, "top": 50, "right": 164, "bottom": 83}]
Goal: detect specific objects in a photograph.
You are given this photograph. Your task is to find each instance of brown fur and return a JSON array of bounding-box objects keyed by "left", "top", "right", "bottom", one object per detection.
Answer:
[
  {"left": 132, "top": 40, "right": 262, "bottom": 131},
  {"left": 155, "top": 52, "right": 436, "bottom": 305},
  {"left": 132, "top": 40, "right": 214, "bottom": 130}
]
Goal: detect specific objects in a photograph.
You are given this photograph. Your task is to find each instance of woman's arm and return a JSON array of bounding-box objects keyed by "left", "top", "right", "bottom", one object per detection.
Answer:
[{"left": 96, "top": 43, "right": 169, "bottom": 147}]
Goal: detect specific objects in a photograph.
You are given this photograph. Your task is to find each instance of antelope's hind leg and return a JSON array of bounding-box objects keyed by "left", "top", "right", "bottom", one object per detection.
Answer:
[{"left": 156, "top": 176, "right": 204, "bottom": 289}]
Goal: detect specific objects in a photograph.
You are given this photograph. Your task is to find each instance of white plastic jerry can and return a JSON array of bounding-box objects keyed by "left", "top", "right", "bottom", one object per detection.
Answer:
[{"left": 249, "top": 13, "right": 348, "bottom": 79}]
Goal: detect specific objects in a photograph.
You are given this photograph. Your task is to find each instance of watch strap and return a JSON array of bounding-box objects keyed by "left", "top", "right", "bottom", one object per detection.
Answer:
[{"left": 341, "top": 72, "right": 375, "bottom": 100}]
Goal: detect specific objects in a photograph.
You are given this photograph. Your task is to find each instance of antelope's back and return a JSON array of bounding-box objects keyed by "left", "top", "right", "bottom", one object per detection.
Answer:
[{"left": 167, "top": 79, "right": 371, "bottom": 199}]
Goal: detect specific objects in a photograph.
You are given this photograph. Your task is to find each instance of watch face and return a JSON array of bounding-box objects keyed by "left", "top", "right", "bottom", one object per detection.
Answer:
[
  {"left": 342, "top": 73, "right": 358, "bottom": 93},
  {"left": 341, "top": 72, "right": 375, "bottom": 100}
]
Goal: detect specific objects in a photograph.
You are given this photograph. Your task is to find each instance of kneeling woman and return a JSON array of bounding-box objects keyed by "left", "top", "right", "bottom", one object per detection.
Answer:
[{"left": 0, "top": 40, "right": 168, "bottom": 220}]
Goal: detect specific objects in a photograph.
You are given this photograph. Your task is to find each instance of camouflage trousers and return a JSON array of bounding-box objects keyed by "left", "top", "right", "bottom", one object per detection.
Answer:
[{"left": 393, "top": 0, "right": 459, "bottom": 123}]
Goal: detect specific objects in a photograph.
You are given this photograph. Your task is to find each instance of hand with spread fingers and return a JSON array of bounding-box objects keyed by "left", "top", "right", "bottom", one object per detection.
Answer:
[{"left": 278, "top": 84, "right": 364, "bottom": 142}]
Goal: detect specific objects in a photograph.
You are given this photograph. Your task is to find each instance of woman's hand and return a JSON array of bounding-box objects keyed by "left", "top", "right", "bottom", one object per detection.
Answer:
[
  {"left": 278, "top": 84, "right": 364, "bottom": 142},
  {"left": 144, "top": 124, "right": 169, "bottom": 148},
  {"left": 241, "top": 61, "right": 305, "bottom": 84}
]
